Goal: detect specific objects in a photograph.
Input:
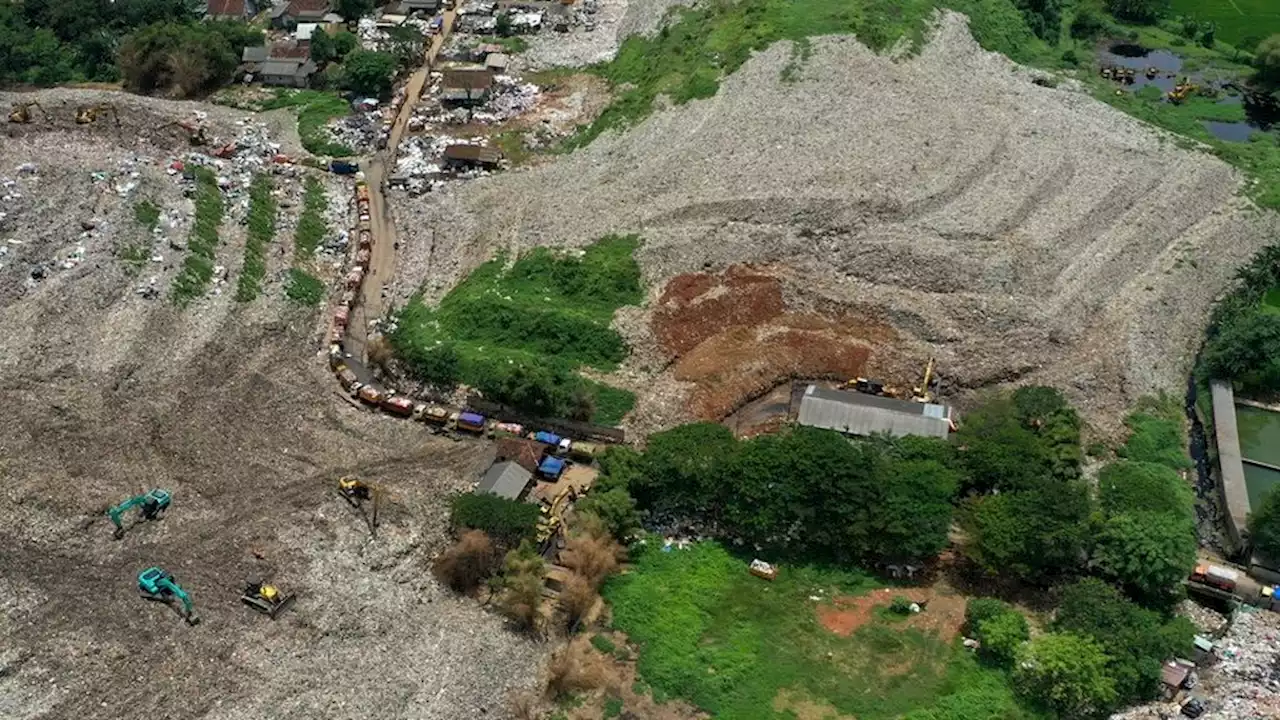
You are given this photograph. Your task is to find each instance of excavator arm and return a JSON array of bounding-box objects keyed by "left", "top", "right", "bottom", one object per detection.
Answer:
[
  {"left": 108, "top": 496, "right": 143, "bottom": 536},
  {"left": 159, "top": 578, "right": 199, "bottom": 624}
]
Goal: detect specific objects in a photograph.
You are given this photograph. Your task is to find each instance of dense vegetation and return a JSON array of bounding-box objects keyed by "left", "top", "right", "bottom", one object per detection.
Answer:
[
  {"left": 449, "top": 492, "right": 541, "bottom": 547},
  {"left": 390, "top": 236, "right": 643, "bottom": 425},
  {"left": 234, "top": 174, "right": 275, "bottom": 302},
  {"left": 282, "top": 177, "right": 330, "bottom": 307},
  {"left": 118, "top": 19, "right": 262, "bottom": 96},
  {"left": 1249, "top": 486, "right": 1280, "bottom": 560},
  {"left": 170, "top": 167, "right": 224, "bottom": 307}
]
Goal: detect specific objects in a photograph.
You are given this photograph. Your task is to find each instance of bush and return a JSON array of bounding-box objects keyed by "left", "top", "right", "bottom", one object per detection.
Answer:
[
  {"left": 234, "top": 174, "right": 275, "bottom": 302},
  {"left": 450, "top": 493, "right": 541, "bottom": 547},
  {"left": 1105, "top": 0, "right": 1167, "bottom": 25},
  {"left": 1070, "top": 3, "right": 1108, "bottom": 39},
  {"left": 889, "top": 596, "right": 915, "bottom": 615},
  {"left": 284, "top": 269, "right": 325, "bottom": 306},
  {"left": 170, "top": 168, "right": 223, "bottom": 306},
  {"left": 1200, "top": 309, "right": 1280, "bottom": 396},
  {"left": 433, "top": 529, "right": 499, "bottom": 592},
  {"left": 546, "top": 639, "right": 609, "bottom": 699},
  {"left": 118, "top": 20, "right": 262, "bottom": 97},
  {"left": 1015, "top": 633, "right": 1117, "bottom": 717},
  {"left": 500, "top": 541, "right": 545, "bottom": 630},
  {"left": 976, "top": 611, "right": 1030, "bottom": 666},
  {"left": 563, "top": 532, "right": 623, "bottom": 588},
  {"left": 1256, "top": 35, "right": 1280, "bottom": 87},
  {"left": 1098, "top": 460, "right": 1193, "bottom": 517},
  {"left": 561, "top": 571, "right": 598, "bottom": 631}
]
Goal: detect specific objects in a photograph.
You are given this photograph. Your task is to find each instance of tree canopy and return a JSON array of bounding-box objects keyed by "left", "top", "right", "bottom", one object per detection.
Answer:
[
  {"left": 342, "top": 49, "right": 397, "bottom": 97},
  {"left": 1104, "top": 0, "right": 1168, "bottom": 24},
  {"left": 118, "top": 21, "right": 261, "bottom": 97},
  {"left": 1094, "top": 511, "right": 1198, "bottom": 604},
  {"left": 1200, "top": 309, "right": 1280, "bottom": 395},
  {"left": 962, "top": 478, "right": 1092, "bottom": 584},
  {"left": 1249, "top": 486, "right": 1280, "bottom": 561},
  {"left": 1098, "top": 460, "right": 1193, "bottom": 517},
  {"left": 1015, "top": 632, "right": 1117, "bottom": 718},
  {"left": 1256, "top": 35, "right": 1280, "bottom": 87}
]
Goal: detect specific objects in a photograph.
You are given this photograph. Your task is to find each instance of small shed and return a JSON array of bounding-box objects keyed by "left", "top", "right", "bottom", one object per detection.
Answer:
[
  {"left": 440, "top": 68, "right": 494, "bottom": 103},
  {"left": 495, "top": 437, "right": 550, "bottom": 474},
  {"left": 478, "top": 461, "right": 534, "bottom": 501},
  {"left": 484, "top": 52, "right": 509, "bottom": 73},
  {"left": 538, "top": 456, "right": 566, "bottom": 480},
  {"left": 258, "top": 59, "right": 317, "bottom": 87},
  {"left": 242, "top": 45, "right": 270, "bottom": 67},
  {"left": 796, "top": 384, "right": 952, "bottom": 439},
  {"left": 295, "top": 22, "right": 320, "bottom": 41},
  {"left": 442, "top": 144, "right": 501, "bottom": 169}
]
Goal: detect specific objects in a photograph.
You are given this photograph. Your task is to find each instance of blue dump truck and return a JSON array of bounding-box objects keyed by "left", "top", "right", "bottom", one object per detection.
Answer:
[{"left": 329, "top": 160, "right": 360, "bottom": 175}]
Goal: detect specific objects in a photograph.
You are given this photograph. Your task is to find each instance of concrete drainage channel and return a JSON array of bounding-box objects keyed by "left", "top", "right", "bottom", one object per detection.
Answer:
[{"left": 324, "top": 178, "right": 625, "bottom": 451}]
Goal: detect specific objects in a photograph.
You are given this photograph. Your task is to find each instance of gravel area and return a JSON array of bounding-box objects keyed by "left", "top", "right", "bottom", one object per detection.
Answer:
[
  {"left": 390, "top": 13, "right": 1280, "bottom": 432},
  {"left": 0, "top": 88, "right": 547, "bottom": 720}
]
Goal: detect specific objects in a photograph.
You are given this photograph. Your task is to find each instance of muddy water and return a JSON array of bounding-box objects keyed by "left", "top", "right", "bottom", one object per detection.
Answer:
[
  {"left": 1203, "top": 120, "right": 1259, "bottom": 142},
  {"left": 1099, "top": 44, "right": 1182, "bottom": 94}
]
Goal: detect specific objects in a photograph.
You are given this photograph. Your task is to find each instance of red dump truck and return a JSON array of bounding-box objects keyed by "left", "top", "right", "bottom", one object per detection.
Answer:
[
  {"left": 1190, "top": 564, "right": 1239, "bottom": 592},
  {"left": 381, "top": 395, "right": 415, "bottom": 417}
]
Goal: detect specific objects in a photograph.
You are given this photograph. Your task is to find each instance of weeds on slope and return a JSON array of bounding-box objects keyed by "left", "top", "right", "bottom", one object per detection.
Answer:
[
  {"left": 390, "top": 236, "right": 642, "bottom": 424},
  {"left": 234, "top": 174, "right": 276, "bottom": 302},
  {"left": 119, "top": 199, "right": 160, "bottom": 274},
  {"left": 284, "top": 177, "right": 330, "bottom": 306},
  {"left": 567, "top": 0, "right": 1046, "bottom": 148},
  {"left": 171, "top": 168, "right": 224, "bottom": 307}
]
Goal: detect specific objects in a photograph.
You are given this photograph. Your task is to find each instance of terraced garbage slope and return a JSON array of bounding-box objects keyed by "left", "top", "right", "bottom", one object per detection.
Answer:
[{"left": 391, "top": 13, "right": 1280, "bottom": 430}]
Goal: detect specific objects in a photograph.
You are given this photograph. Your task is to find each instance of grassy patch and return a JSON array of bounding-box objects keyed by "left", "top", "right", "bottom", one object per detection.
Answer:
[
  {"left": 133, "top": 199, "right": 160, "bottom": 230},
  {"left": 234, "top": 174, "right": 276, "bottom": 302},
  {"left": 170, "top": 168, "right": 224, "bottom": 307},
  {"left": 475, "top": 35, "right": 529, "bottom": 53},
  {"left": 391, "top": 236, "right": 642, "bottom": 424},
  {"left": 285, "top": 268, "right": 325, "bottom": 305},
  {"left": 567, "top": 0, "right": 1047, "bottom": 149},
  {"left": 260, "top": 89, "right": 354, "bottom": 158},
  {"left": 294, "top": 177, "right": 329, "bottom": 261},
  {"left": 605, "top": 541, "right": 1041, "bottom": 719},
  {"left": 120, "top": 199, "right": 160, "bottom": 274},
  {"left": 1169, "top": 0, "right": 1280, "bottom": 50}
]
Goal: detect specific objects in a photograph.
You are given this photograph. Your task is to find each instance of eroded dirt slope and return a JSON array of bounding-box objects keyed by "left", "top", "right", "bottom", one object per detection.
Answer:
[{"left": 392, "top": 13, "right": 1279, "bottom": 432}]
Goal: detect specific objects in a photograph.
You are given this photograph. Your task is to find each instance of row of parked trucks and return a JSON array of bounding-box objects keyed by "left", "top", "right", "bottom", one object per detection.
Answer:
[
  {"left": 1189, "top": 562, "right": 1280, "bottom": 612},
  {"left": 326, "top": 178, "right": 608, "bottom": 456}
]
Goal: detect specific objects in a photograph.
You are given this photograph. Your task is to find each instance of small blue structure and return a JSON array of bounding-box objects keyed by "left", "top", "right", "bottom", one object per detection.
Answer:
[
  {"left": 534, "top": 431, "right": 561, "bottom": 446},
  {"left": 538, "top": 456, "right": 566, "bottom": 480}
]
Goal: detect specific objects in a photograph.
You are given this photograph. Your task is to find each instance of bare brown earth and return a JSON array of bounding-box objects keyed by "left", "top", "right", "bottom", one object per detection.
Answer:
[
  {"left": 816, "top": 586, "right": 967, "bottom": 640},
  {"left": 650, "top": 265, "right": 895, "bottom": 420}
]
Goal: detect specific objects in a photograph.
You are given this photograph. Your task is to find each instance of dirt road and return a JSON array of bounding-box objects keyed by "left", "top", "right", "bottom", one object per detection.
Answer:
[{"left": 348, "top": 11, "right": 457, "bottom": 363}]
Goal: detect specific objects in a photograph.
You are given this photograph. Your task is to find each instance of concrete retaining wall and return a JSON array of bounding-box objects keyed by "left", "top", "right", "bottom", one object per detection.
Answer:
[{"left": 1211, "top": 380, "right": 1250, "bottom": 550}]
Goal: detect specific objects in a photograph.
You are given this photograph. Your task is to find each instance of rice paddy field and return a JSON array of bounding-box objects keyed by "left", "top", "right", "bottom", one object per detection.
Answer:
[{"left": 1170, "top": 0, "right": 1280, "bottom": 49}]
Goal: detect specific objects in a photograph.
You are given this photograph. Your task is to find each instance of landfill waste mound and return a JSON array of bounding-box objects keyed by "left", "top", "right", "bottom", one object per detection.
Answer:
[
  {"left": 389, "top": 13, "right": 1280, "bottom": 433},
  {"left": 0, "top": 88, "right": 544, "bottom": 719}
]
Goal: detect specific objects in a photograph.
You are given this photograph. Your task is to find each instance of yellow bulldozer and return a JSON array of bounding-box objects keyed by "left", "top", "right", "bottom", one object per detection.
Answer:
[
  {"left": 1167, "top": 77, "right": 1197, "bottom": 104},
  {"left": 9, "top": 101, "right": 47, "bottom": 124},
  {"left": 75, "top": 103, "right": 120, "bottom": 126}
]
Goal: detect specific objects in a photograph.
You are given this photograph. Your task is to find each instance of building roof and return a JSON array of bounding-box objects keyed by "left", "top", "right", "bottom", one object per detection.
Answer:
[
  {"left": 242, "top": 46, "right": 270, "bottom": 63},
  {"left": 478, "top": 461, "right": 533, "bottom": 500},
  {"left": 260, "top": 59, "right": 317, "bottom": 77},
  {"left": 295, "top": 22, "right": 320, "bottom": 40},
  {"left": 485, "top": 52, "right": 509, "bottom": 70},
  {"left": 443, "top": 144, "right": 501, "bottom": 164},
  {"left": 796, "top": 384, "right": 951, "bottom": 439},
  {"left": 208, "top": 0, "right": 246, "bottom": 16},
  {"left": 287, "top": 0, "right": 330, "bottom": 17},
  {"left": 1161, "top": 660, "right": 1192, "bottom": 688},
  {"left": 442, "top": 68, "right": 494, "bottom": 90},
  {"left": 495, "top": 437, "right": 549, "bottom": 473},
  {"left": 269, "top": 42, "right": 311, "bottom": 59}
]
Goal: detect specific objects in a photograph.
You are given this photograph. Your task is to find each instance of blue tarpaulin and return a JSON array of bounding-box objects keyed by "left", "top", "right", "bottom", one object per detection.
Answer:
[
  {"left": 459, "top": 412, "right": 485, "bottom": 427},
  {"left": 538, "top": 456, "right": 566, "bottom": 479},
  {"left": 534, "top": 431, "right": 561, "bottom": 446}
]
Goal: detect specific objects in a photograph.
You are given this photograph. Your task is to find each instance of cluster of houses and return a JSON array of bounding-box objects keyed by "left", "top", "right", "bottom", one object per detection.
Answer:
[{"left": 476, "top": 433, "right": 602, "bottom": 548}]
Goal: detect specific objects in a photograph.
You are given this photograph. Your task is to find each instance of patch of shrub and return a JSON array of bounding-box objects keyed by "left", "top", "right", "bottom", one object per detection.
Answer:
[
  {"left": 234, "top": 174, "right": 275, "bottom": 302},
  {"left": 170, "top": 168, "right": 223, "bottom": 306},
  {"left": 433, "top": 529, "right": 500, "bottom": 592},
  {"left": 450, "top": 493, "right": 540, "bottom": 547}
]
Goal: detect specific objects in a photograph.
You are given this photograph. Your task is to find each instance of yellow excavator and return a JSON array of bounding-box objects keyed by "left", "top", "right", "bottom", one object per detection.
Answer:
[
  {"left": 1168, "top": 77, "right": 1197, "bottom": 104},
  {"left": 337, "top": 477, "right": 382, "bottom": 532},
  {"left": 912, "top": 357, "right": 938, "bottom": 404},
  {"left": 9, "top": 101, "right": 47, "bottom": 124},
  {"left": 75, "top": 103, "right": 120, "bottom": 126}
]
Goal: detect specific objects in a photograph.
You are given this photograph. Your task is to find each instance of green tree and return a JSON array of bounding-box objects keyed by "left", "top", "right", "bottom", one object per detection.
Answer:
[
  {"left": 1070, "top": 3, "right": 1108, "bottom": 39},
  {"left": 1255, "top": 35, "right": 1280, "bottom": 87},
  {"left": 309, "top": 27, "right": 334, "bottom": 63},
  {"left": 334, "top": 0, "right": 374, "bottom": 21},
  {"left": 1249, "top": 487, "right": 1280, "bottom": 560},
  {"left": 963, "top": 480, "right": 1092, "bottom": 583},
  {"left": 1098, "top": 460, "right": 1193, "bottom": 517},
  {"left": 403, "top": 342, "right": 461, "bottom": 388},
  {"left": 631, "top": 423, "right": 737, "bottom": 515},
  {"left": 1105, "top": 0, "right": 1168, "bottom": 24},
  {"left": 1014, "top": 0, "right": 1062, "bottom": 41},
  {"left": 342, "top": 49, "right": 396, "bottom": 97},
  {"left": 450, "top": 492, "right": 540, "bottom": 547},
  {"left": 1094, "top": 511, "right": 1197, "bottom": 603},
  {"left": 865, "top": 458, "right": 958, "bottom": 563},
  {"left": 977, "top": 611, "right": 1030, "bottom": 666},
  {"left": 1015, "top": 633, "right": 1117, "bottom": 718},
  {"left": 956, "top": 395, "right": 1051, "bottom": 493},
  {"left": 1201, "top": 309, "right": 1280, "bottom": 395},
  {"left": 1055, "top": 578, "right": 1195, "bottom": 705},
  {"left": 575, "top": 487, "right": 641, "bottom": 542},
  {"left": 332, "top": 29, "right": 358, "bottom": 58}
]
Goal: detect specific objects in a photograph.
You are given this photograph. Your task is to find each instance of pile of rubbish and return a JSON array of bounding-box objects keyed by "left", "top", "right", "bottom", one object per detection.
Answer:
[
  {"left": 473, "top": 77, "right": 540, "bottom": 124},
  {"left": 327, "top": 110, "right": 383, "bottom": 154}
]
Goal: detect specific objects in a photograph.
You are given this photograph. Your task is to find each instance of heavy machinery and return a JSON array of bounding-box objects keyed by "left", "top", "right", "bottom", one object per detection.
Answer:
[
  {"left": 337, "top": 477, "right": 381, "bottom": 532},
  {"left": 137, "top": 567, "right": 199, "bottom": 625},
  {"left": 240, "top": 581, "right": 296, "bottom": 618},
  {"left": 9, "top": 101, "right": 47, "bottom": 124},
  {"left": 75, "top": 103, "right": 120, "bottom": 126},
  {"left": 1168, "top": 78, "right": 1198, "bottom": 104},
  {"left": 107, "top": 489, "right": 172, "bottom": 539},
  {"left": 912, "top": 357, "right": 939, "bottom": 404}
]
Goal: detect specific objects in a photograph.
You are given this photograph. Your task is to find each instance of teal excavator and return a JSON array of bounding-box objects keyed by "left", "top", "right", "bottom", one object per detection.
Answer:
[
  {"left": 138, "top": 567, "right": 199, "bottom": 625},
  {"left": 107, "top": 489, "right": 171, "bottom": 539}
]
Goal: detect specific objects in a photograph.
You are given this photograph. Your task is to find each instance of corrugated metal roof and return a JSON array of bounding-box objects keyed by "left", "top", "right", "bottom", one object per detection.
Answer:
[
  {"left": 242, "top": 46, "right": 270, "bottom": 63},
  {"left": 796, "top": 385, "right": 950, "bottom": 439},
  {"left": 478, "top": 461, "right": 532, "bottom": 500},
  {"left": 260, "top": 60, "right": 303, "bottom": 75}
]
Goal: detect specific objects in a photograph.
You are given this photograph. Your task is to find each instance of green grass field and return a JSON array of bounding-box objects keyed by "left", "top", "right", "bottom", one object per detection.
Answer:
[
  {"left": 1170, "top": 0, "right": 1280, "bottom": 49},
  {"left": 604, "top": 541, "right": 1043, "bottom": 720},
  {"left": 391, "top": 236, "right": 643, "bottom": 425}
]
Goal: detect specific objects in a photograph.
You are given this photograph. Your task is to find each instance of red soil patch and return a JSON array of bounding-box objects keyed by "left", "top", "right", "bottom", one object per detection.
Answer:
[
  {"left": 817, "top": 587, "right": 968, "bottom": 640},
  {"left": 651, "top": 266, "right": 898, "bottom": 421}
]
